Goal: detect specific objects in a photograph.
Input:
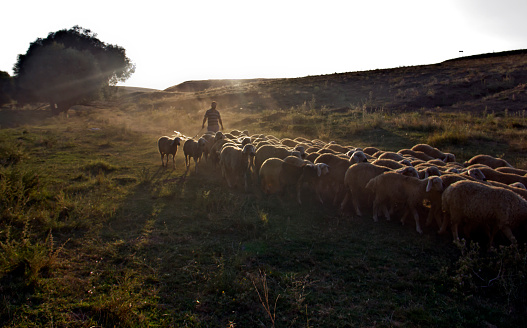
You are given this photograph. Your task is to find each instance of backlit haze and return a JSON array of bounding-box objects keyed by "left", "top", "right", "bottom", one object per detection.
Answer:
[{"left": 1, "top": 0, "right": 526, "bottom": 90}]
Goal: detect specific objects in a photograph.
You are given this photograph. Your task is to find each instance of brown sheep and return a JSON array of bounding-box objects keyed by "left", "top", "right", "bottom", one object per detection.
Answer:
[
  {"left": 183, "top": 138, "right": 208, "bottom": 173},
  {"left": 440, "top": 180, "right": 527, "bottom": 245},
  {"left": 158, "top": 136, "right": 182, "bottom": 168}
]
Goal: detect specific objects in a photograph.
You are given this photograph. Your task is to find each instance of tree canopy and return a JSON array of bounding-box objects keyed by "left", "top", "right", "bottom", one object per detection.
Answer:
[
  {"left": 0, "top": 71, "right": 14, "bottom": 106},
  {"left": 14, "top": 26, "right": 135, "bottom": 114}
]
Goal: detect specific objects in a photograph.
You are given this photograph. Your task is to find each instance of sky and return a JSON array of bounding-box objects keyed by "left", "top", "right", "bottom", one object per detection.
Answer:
[{"left": 1, "top": 0, "right": 526, "bottom": 90}]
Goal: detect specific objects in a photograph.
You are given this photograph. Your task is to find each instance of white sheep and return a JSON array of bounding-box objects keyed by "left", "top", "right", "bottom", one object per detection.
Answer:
[
  {"left": 314, "top": 153, "right": 355, "bottom": 205},
  {"left": 377, "top": 152, "right": 406, "bottom": 162},
  {"left": 475, "top": 167, "right": 527, "bottom": 185},
  {"left": 411, "top": 144, "right": 456, "bottom": 162},
  {"left": 463, "top": 154, "right": 513, "bottom": 169},
  {"left": 365, "top": 172, "right": 444, "bottom": 234},
  {"left": 349, "top": 150, "right": 369, "bottom": 164},
  {"left": 254, "top": 145, "right": 300, "bottom": 176},
  {"left": 397, "top": 149, "right": 435, "bottom": 161},
  {"left": 340, "top": 162, "right": 391, "bottom": 217},
  {"left": 219, "top": 144, "right": 256, "bottom": 191},
  {"left": 440, "top": 180, "right": 527, "bottom": 245},
  {"left": 157, "top": 136, "right": 182, "bottom": 168},
  {"left": 259, "top": 158, "right": 285, "bottom": 195},
  {"left": 183, "top": 137, "right": 207, "bottom": 173},
  {"left": 296, "top": 162, "right": 330, "bottom": 204}
]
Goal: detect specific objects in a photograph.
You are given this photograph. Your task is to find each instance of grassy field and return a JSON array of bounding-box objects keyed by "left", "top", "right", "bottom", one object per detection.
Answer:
[{"left": 1, "top": 52, "right": 527, "bottom": 327}]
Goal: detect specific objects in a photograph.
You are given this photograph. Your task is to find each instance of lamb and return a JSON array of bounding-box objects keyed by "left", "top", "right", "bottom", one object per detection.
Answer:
[
  {"left": 219, "top": 144, "right": 256, "bottom": 191},
  {"left": 440, "top": 180, "right": 527, "bottom": 245},
  {"left": 340, "top": 162, "right": 390, "bottom": 217},
  {"left": 157, "top": 136, "right": 182, "bottom": 168},
  {"left": 411, "top": 144, "right": 456, "bottom": 162},
  {"left": 463, "top": 154, "right": 513, "bottom": 169},
  {"left": 365, "top": 172, "right": 444, "bottom": 234},
  {"left": 183, "top": 137, "right": 208, "bottom": 173}
]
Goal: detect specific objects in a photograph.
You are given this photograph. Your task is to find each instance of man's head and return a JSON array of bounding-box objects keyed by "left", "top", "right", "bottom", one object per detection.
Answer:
[{"left": 211, "top": 101, "right": 217, "bottom": 109}]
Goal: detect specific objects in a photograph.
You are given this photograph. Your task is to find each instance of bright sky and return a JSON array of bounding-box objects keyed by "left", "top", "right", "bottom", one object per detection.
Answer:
[{"left": 2, "top": 0, "right": 526, "bottom": 90}]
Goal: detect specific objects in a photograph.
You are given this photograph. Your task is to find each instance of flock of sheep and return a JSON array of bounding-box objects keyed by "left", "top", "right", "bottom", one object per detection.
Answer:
[{"left": 158, "top": 130, "right": 527, "bottom": 247}]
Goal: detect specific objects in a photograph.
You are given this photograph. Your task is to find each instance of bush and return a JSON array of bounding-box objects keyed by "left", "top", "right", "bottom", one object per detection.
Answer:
[{"left": 447, "top": 240, "right": 527, "bottom": 315}]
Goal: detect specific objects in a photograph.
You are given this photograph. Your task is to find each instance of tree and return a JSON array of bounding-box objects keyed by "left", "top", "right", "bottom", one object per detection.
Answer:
[
  {"left": 0, "top": 71, "right": 14, "bottom": 106},
  {"left": 14, "top": 26, "right": 135, "bottom": 114}
]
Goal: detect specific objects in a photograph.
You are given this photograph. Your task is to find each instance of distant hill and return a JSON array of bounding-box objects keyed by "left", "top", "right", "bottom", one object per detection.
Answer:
[
  {"left": 164, "top": 79, "right": 271, "bottom": 93},
  {"left": 137, "top": 49, "right": 527, "bottom": 114},
  {"left": 117, "top": 86, "right": 160, "bottom": 94}
]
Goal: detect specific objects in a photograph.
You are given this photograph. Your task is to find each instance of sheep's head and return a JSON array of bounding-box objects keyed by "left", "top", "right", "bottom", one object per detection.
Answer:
[
  {"left": 242, "top": 144, "right": 256, "bottom": 157},
  {"left": 291, "top": 150, "right": 302, "bottom": 158},
  {"left": 240, "top": 137, "right": 251, "bottom": 146},
  {"left": 426, "top": 176, "right": 443, "bottom": 192},
  {"left": 198, "top": 138, "right": 208, "bottom": 149},
  {"left": 350, "top": 151, "right": 368, "bottom": 164},
  {"left": 295, "top": 146, "right": 306, "bottom": 159},
  {"left": 397, "top": 166, "right": 419, "bottom": 178},
  {"left": 315, "top": 163, "right": 330, "bottom": 177},
  {"left": 426, "top": 166, "right": 441, "bottom": 177},
  {"left": 170, "top": 137, "right": 181, "bottom": 146},
  {"left": 468, "top": 168, "right": 486, "bottom": 181},
  {"left": 214, "top": 131, "right": 225, "bottom": 142},
  {"left": 443, "top": 153, "right": 456, "bottom": 163},
  {"left": 400, "top": 159, "right": 412, "bottom": 166}
]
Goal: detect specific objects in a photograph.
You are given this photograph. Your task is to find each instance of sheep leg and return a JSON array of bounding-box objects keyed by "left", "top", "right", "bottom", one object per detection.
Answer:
[
  {"left": 500, "top": 225, "right": 517, "bottom": 244},
  {"left": 451, "top": 222, "right": 460, "bottom": 241},
  {"left": 438, "top": 212, "right": 450, "bottom": 235},
  {"left": 372, "top": 198, "right": 380, "bottom": 222},
  {"left": 411, "top": 208, "right": 423, "bottom": 234},
  {"left": 340, "top": 192, "right": 350, "bottom": 212},
  {"left": 382, "top": 204, "right": 391, "bottom": 221},
  {"left": 171, "top": 154, "right": 176, "bottom": 168},
  {"left": 351, "top": 194, "right": 363, "bottom": 217},
  {"left": 296, "top": 180, "right": 303, "bottom": 205},
  {"left": 194, "top": 158, "right": 198, "bottom": 173}
]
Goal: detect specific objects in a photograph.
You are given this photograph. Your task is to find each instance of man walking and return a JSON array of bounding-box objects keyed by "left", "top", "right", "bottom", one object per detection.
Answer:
[{"left": 202, "top": 101, "right": 224, "bottom": 133}]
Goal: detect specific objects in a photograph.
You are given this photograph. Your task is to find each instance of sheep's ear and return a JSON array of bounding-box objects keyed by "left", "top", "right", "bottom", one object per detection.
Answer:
[
  {"left": 426, "top": 178, "right": 433, "bottom": 192},
  {"left": 424, "top": 170, "right": 429, "bottom": 179},
  {"left": 442, "top": 156, "right": 447, "bottom": 162}
]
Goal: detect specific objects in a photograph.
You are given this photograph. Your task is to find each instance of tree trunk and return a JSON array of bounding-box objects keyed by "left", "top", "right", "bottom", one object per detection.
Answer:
[
  {"left": 50, "top": 102, "right": 61, "bottom": 115},
  {"left": 56, "top": 102, "right": 71, "bottom": 115}
]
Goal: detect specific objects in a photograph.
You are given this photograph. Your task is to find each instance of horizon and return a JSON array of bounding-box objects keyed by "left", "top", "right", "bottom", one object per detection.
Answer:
[{"left": 2, "top": 1, "right": 526, "bottom": 90}]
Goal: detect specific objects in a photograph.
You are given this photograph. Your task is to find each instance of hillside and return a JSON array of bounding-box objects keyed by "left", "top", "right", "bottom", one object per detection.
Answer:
[
  {"left": 2, "top": 50, "right": 527, "bottom": 327},
  {"left": 140, "top": 49, "right": 527, "bottom": 115}
]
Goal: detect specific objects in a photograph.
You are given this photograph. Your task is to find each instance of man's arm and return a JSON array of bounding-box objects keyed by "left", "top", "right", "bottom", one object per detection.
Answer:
[{"left": 202, "top": 114, "right": 207, "bottom": 128}]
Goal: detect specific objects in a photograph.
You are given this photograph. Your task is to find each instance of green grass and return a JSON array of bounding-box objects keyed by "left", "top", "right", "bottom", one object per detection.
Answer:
[{"left": 1, "top": 100, "right": 526, "bottom": 327}]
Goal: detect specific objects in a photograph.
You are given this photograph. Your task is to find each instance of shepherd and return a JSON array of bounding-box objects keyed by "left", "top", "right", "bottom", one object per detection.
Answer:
[{"left": 202, "top": 101, "right": 224, "bottom": 133}]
